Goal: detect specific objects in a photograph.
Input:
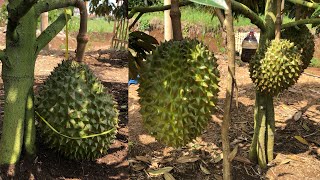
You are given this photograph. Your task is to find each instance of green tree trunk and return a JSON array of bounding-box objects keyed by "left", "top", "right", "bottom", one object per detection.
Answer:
[
  {"left": 0, "top": 8, "right": 37, "bottom": 166},
  {"left": 0, "top": 1, "right": 88, "bottom": 176},
  {"left": 248, "top": 0, "right": 277, "bottom": 168}
]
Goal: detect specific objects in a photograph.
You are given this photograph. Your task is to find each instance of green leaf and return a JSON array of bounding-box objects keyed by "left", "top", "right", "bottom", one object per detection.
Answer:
[
  {"left": 312, "top": 6, "right": 320, "bottom": 18},
  {"left": 188, "top": 0, "right": 228, "bottom": 10}
]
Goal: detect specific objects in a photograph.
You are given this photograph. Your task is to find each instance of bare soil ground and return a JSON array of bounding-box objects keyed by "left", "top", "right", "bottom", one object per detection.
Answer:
[
  {"left": 128, "top": 27, "right": 320, "bottom": 179},
  {"left": 0, "top": 27, "right": 129, "bottom": 179}
]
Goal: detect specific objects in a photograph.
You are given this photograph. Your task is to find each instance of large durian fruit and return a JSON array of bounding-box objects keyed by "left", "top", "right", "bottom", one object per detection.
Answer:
[
  {"left": 281, "top": 25, "right": 315, "bottom": 69},
  {"left": 138, "top": 39, "right": 220, "bottom": 147},
  {"left": 36, "top": 60, "right": 118, "bottom": 160},
  {"left": 250, "top": 39, "right": 303, "bottom": 96}
]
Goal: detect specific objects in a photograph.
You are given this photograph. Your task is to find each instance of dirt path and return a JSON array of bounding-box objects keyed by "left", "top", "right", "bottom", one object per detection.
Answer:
[{"left": 128, "top": 54, "right": 320, "bottom": 180}]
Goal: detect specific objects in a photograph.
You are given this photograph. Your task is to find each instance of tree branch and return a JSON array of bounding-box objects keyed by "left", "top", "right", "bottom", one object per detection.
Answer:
[
  {"left": 231, "top": 0, "right": 266, "bottom": 32},
  {"left": 35, "top": 13, "right": 71, "bottom": 55},
  {"left": 0, "top": 49, "right": 6, "bottom": 61},
  {"left": 128, "top": 1, "right": 192, "bottom": 19},
  {"left": 35, "top": 0, "right": 78, "bottom": 15},
  {"left": 282, "top": 18, "right": 320, "bottom": 29},
  {"left": 129, "top": 12, "right": 144, "bottom": 30},
  {"left": 222, "top": 0, "right": 235, "bottom": 178},
  {"left": 34, "top": 0, "right": 88, "bottom": 62},
  {"left": 287, "top": 0, "right": 319, "bottom": 9},
  {"left": 7, "top": 0, "right": 38, "bottom": 26},
  {"left": 214, "top": 8, "right": 225, "bottom": 26}
]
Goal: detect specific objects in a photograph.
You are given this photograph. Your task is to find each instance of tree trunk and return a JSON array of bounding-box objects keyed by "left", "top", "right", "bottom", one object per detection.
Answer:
[
  {"left": 0, "top": 1, "right": 88, "bottom": 175},
  {"left": 0, "top": 8, "right": 37, "bottom": 170},
  {"left": 249, "top": 0, "right": 277, "bottom": 168},
  {"left": 24, "top": 90, "right": 36, "bottom": 158},
  {"left": 222, "top": 1, "right": 235, "bottom": 179},
  {"left": 164, "top": 0, "right": 173, "bottom": 41},
  {"left": 170, "top": 0, "right": 183, "bottom": 40}
]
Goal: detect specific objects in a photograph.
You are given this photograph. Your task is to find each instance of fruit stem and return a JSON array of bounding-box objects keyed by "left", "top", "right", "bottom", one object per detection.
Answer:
[{"left": 275, "top": 0, "right": 282, "bottom": 40}]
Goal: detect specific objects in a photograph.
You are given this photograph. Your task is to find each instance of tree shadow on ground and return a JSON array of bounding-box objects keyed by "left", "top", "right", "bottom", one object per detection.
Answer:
[{"left": 96, "top": 50, "right": 129, "bottom": 69}]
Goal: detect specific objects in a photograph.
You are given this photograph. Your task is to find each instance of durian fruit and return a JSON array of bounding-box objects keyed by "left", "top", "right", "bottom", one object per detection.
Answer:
[
  {"left": 250, "top": 39, "right": 303, "bottom": 96},
  {"left": 138, "top": 39, "right": 220, "bottom": 147},
  {"left": 281, "top": 25, "right": 315, "bottom": 69},
  {"left": 36, "top": 60, "right": 118, "bottom": 160}
]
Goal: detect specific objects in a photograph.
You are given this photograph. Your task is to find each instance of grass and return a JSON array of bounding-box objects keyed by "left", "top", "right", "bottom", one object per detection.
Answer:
[
  {"left": 310, "top": 58, "right": 320, "bottom": 68},
  {"left": 137, "top": 6, "right": 220, "bottom": 30},
  {"left": 137, "top": 6, "right": 296, "bottom": 31},
  {"left": 68, "top": 17, "right": 114, "bottom": 33}
]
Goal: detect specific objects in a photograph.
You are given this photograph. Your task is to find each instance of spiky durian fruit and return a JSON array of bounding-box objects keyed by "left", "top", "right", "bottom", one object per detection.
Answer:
[
  {"left": 282, "top": 25, "right": 315, "bottom": 69},
  {"left": 250, "top": 39, "right": 303, "bottom": 96},
  {"left": 36, "top": 60, "right": 118, "bottom": 160},
  {"left": 138, "top": 39, "right": 220, "bottom": 147}
]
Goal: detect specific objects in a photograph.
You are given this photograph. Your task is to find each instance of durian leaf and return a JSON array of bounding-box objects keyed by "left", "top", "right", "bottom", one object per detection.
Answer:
[
  {"left": 129, "top": 31, "right": 159, "bottom": 45},
  {"left": 188, "top": 0, "right": 228, "bottom": 9},
  {"left": 311, "top": 7, "right": 320, "bottom": 28}
]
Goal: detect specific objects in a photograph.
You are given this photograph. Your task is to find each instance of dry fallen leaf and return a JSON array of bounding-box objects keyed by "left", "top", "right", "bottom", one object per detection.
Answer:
[
  {"left": 176, "top": 156, "right": 200, "bottom": 163},
  {"left": 213, "top": 153, "right": 223, "bottom": 163},
  {"left": 229, "top": 145, "right": 239, "bottom": 161},
  {"left": 213, "top": 174, "right": 223, "bottom": 180},
  {"left": 279, "top": 159, "right": 291, "bottom": 165},
  {"left": 294, "top": 136, "right": 309, "bottom": 145},
  {"left": 161, "top": 157, "right": 174, "bottom": 164},
  {"left": 200, "top": 163, "right": 211, "bottom": 175},
  {"left": 136, "top": 156, "right": 150, "bottom": 163},
  {"left": 164, "top": 172, "right": 176, "bottom": 180},
  {"left": 293, "top": 111, "right": 302, "bottom": 121},
  {"left": 150, "top": 161, "right": 159, "bottom": 169},
  {"left": 128, "top": 159, "right": 139, "bottom": 164},
  {"left": 131, "top": 163, "right": 146, "bottom": 171},
  {"left": 147, "top": 167, "right": 173, "bottom": 176},
  {"left": 302, "top": 121, "right": 310, "bottom": 131},
  {"left": 233, "top": 156, "right": 252, "bottom": 164}
]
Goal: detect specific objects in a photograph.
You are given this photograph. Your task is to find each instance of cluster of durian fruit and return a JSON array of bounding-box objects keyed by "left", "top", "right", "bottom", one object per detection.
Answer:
[
  {"left": 250, "top": 25, "right": 314, "bottom": 96},
  {"left": 35, "top": 25, "right": 314, "bottom": 160},
  {"left": 138, "top": 25, "right": 315, "bottom": 147}
]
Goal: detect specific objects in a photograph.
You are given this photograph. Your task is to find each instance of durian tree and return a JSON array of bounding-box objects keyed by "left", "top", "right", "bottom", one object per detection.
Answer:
[
  {"left": 0, "top": 0, "right": 89, "bottom": 175},
  {"left": 128, "top": 0, "right": 320, "bottom": 170},
  {"left": 127, "top": 0, "right": 317, "bottom": 170},
  {"left": 229, "top": 0, "right": 319, "bottom": 168}
]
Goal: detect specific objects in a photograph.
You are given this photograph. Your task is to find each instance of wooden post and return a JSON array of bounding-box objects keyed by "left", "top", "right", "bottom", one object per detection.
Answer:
[
  {"left": 41, "top": 12, "right": 49, "bottom": 50},
  {"left": 164, "top": 0, "right": 173, "bottom": 41}
]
